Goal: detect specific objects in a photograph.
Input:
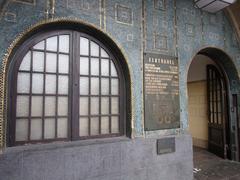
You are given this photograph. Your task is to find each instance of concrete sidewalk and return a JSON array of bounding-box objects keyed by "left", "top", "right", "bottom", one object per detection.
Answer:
[{"left": 193, "top": 147, "right": 240, "bottom": 180}]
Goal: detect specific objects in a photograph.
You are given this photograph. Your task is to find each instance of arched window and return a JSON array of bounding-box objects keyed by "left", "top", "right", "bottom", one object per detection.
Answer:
[{"left": 9, "top": 30, "right": 126, "bottom": 146}]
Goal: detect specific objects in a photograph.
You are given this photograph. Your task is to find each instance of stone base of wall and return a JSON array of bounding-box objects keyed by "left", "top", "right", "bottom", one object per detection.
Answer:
[{"left": 0, "top": 134, "right": 193, "bottom": 180}]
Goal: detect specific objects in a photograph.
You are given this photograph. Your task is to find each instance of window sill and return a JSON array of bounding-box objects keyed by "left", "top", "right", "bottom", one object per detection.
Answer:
[{"left": 4, "top": 136, "right": 131, "bottom": 154}]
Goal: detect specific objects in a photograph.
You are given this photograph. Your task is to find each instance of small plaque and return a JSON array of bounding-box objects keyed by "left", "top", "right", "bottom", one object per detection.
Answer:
[
  {"left": 144, "top": 53, "right": 180, "bottom": 130},
  {"left": 157, "top": 137, "right": 175, "bottom": 155}
]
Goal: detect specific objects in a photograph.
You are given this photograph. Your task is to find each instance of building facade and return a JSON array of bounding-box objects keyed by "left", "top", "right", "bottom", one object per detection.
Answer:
[{"left": 0, "top": 0, "right": 240, "bottom": 179}]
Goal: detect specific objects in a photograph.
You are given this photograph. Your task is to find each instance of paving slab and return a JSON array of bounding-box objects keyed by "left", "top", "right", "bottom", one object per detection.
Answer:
[{"left": 193, "top": 147, "right": 240, "bottom": 180}]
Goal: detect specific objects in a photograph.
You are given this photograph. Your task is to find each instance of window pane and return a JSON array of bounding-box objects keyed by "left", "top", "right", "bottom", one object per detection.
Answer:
[
  {"left": 16, "top": 96, "right": 29, "bottom": 117},
  {"left": 101, "top": 117, "right": 109, "bottom": 134},
  {"left": 79, "top": 77, "right": 89, "bottom": 95},
  {"left": 101, "top": 48, "right": 109, "bottom": 58},
  {"left": 19, "top": 52, "right": 31, "bottom": 71},
  {"left": 59, "top": 35, "right": 69, "bottom": 53},
  {"left": 31, "top": 96, "right": 43, "bottom": 117},
  {"left": 111, "top": 61, "right": 118, "bottom": 77},
  {"left": 80, "top": 57, "right": 89, "bottom": 75},
  {"left": 91, "top": 97, "right": 99, "bottom": 115},
  {"left": 46, "top": 36, "right": 57, "bottom": 52},
  {"left": 15, "top": 119, "right": 28, "bottom": 141},
  {"left": 111, "top": 116, "right": 119, "bottom": 133},
  {"left": 101, "top": 78, "right": 109, "bottom": 95},
  {"left": 45, "top": 96, "right": 55, "bottom": 116},
  {"left": 101, "top": 59, "right": 109, "bottom": 76},
  {"left": 91, "top": 78, "right": 99, "bottom": 95},
  {"left": 111, "top": 97, "right": 119, "bottom": 114},
  {"left": 44, "top": 118, "right": 55, "bottom": 139},
  {"left": 79, "top": 117, "right": 89, "bottom": 136},
  {"left": 32, "top": 74, "right": 43, "bottom": 94},
  {"left": 59, "top": 54, "right": 69, "bottom": 73},
  {"left": 33, "top": 41, "right": 45, "bottom": 50},
  {"left": 30, "top": 118, "right": 42, "bottom": 140},
  {"left": 45, "top": 75, "right": 56, "bottom": 94},
  {"left": 80, "top": 37, "right": 89, "bottom": 55},
  {"left": 58, "top": 76, "right": 69, "bottom": 94},
  {"left": 58, "top": 97, "right": 68, "bottom": 116},
  {"left": 57, "top": 118, "right": 67, "bottom": 138},
  {"left": 90, "top": 41, "right": 99, "bottom": 56},
  {"left": 91, "top": 58, "right": 99, "bottom": 75},
  {"left": 101, "top": 97, "right": 109, "bottom": 114},
  {"left": 79, "top": 97, "right": 88, "bottom": 115},
  {"left": 46, "top": 53, "right": 57, "bottom": 73},
  {"left": 17, "top": 72, "right": 30, "bottom": 93},
  {"left": 90, "top": 117, "right": 99, "bottom": 135},
  {"left": 32, "top": 51, "right": 44, "bottom": 72},
  {"left": 111, "top": 79, "right": 119, "bottom": 95}
]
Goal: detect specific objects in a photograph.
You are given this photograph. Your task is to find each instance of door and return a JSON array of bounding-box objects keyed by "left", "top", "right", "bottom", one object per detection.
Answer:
[{"left": 207, "top": 65, "right": 228, "bottom": 158}]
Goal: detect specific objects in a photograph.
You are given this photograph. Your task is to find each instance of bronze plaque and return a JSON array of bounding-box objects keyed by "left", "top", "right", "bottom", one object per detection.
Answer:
[
  {"left": 157, "top": 138, "right": 175, "bottom": 155},
  {"left": 144, "top": 53, "right": 180, "bottom": 130}
]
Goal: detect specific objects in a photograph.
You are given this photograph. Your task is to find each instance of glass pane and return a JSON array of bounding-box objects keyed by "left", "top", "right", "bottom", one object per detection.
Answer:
[
  {"left": 101, "top": 59, "right": 109, "bottom": 76},
  {"left": 45, "top": 75, "right": 56, "bottom": 94},
  {"left": 17, "top": 72, "right": 30, "bottom": 93},
  {"left": 59, "top": 35, "right": 69, "bottom": 53},
  {"left": 32, "top": 74, "right": 43, "bottom": 94},
  {"left": 101, "top": 48, "right": 109, "bottom": 58},
  {"left": 19, "top": 52, "right": 31, "bottom": 71},
  {"left": 15, "top": 119, "right": 28, "bottom": 141},
  {"left": 30, "top": 118, "right": 42, "bottom": 140},
  {"left": 80, "top": 37, "right": 89, "bottom": 55},
  {"left": 59, "top": 54, "right": 69, "bottom": 73},
  {"left": 46, "top": 53, "right": 57, "bottom": 73},
  {"left": 57, "top": 118, "right": 67, "bottom": 138},
  {"left": 46, "top": 36, "right": 57, "bottom": 52},
  {"left": 32, "top": 51, "right": 44, "bottom": 72},
  {"left": 79, "top": 77, "right": 89, "bottom": 95},
  {"left": 79, "top": 117, "right": 89, "bottom": 136},
  {"left": 58, "top": 76, "right": 69, "bottom": 94},
  {"left": 33, "top": 41, "right": 45, "bottom": 50},
  {"left": 45, "top": 96, "right": 56, "bottom": 116},
  {"left": 79, "top": 97, "right": 88, "bottom": 115},
  {"left": 44, "top": 118, "right": 55, "bottom": 139},
  {"left": 111, "top": 97, "right": 119, "bottom": 114},
  {"left": 80, "top": 57, "right": 89, "bottom": 75},
  {"left": 111, "top": 116, "right": 119, "bottom": 133},
  {"left": 90, "top": 117, "right": 99, "bottom": 135},
  {"left": 90, "top": 41, "right": 99, "bottom": 56},
  {"left": 111, "top": 79, "right": 119, "bottom": 95},
  {"left": 101, "top": 78, "right": 109, "bottom": 95},
  {"left": 91, "top": 78, "right": 99, "bottom": 95},
  {"left": 101, "top": 117, "right": 109, "bottom": 134},
  {"left": 91, "top": 97, "right": 99, "bottom": 115},
  {"left": 58, "top": 97, "right": 68, "bottom": 116},
  {"left": 101, "top": 97, "right": 109, "bottom": 114},
  {"left": 91, "top": 58, "right": 99, "bottom": 75},
  {"left": 111, "top": 61, "right": 118, "bottom": 77},
  {"left": 31, "top": 96, "right": 43, "bottom": 116},
  {"left": 16, "top": 96, "right": 29, "bottom": 117}
]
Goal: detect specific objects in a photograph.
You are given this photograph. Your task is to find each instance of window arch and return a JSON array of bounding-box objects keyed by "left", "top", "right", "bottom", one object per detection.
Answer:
[{"left": 8, "top": 30, "right": 126, "bottom": 146}]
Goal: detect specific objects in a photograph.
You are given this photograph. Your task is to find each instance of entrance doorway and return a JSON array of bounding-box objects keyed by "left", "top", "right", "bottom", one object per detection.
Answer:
[{"left": 188, "top": 52, "right": 233, "bottom": 159}]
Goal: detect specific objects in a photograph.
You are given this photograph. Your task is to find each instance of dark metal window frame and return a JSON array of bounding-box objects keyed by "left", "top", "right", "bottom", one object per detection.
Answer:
[{"left": 8, "top": 29, "right": 127, "bottom": 146}]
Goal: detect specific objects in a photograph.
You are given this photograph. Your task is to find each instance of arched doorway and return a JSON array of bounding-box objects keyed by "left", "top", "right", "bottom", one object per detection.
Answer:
[{"left": 187, "top": 47, "right": 239, "bottom": 160}]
